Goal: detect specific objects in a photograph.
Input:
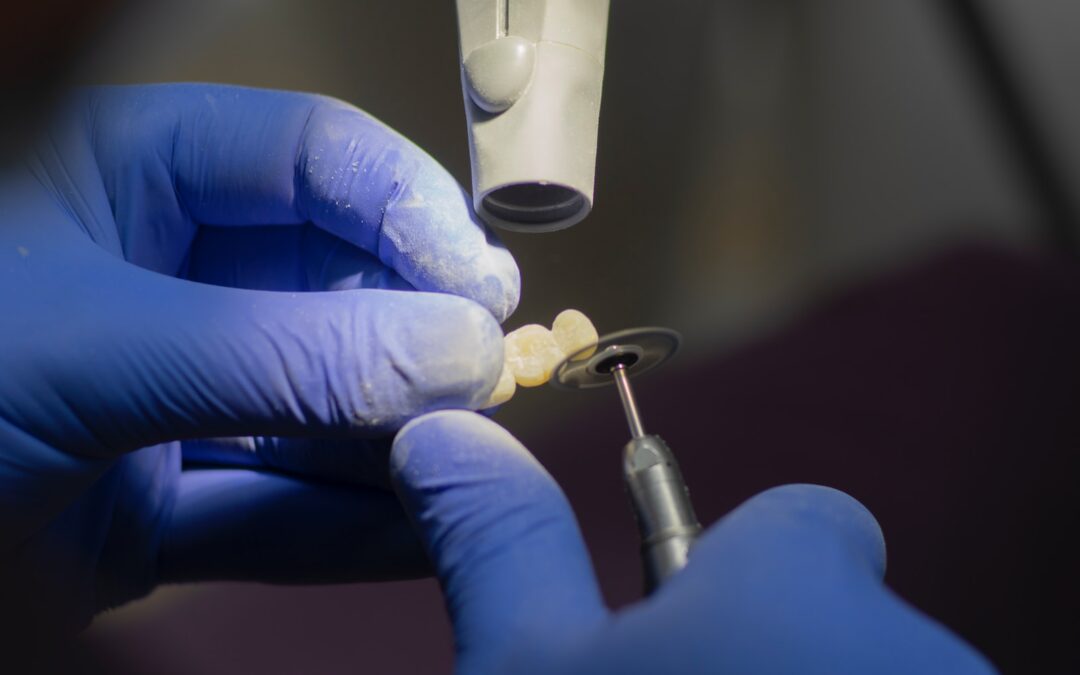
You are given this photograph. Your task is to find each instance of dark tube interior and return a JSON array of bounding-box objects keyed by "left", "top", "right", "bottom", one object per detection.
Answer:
[{"left": 482, "top": 183, "right": 587, "bottom": 226}]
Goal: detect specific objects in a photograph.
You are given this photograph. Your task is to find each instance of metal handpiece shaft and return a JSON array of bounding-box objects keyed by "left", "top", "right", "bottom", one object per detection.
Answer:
[{"left": 623, "top": 434, "right": 702, "bottom": 593}]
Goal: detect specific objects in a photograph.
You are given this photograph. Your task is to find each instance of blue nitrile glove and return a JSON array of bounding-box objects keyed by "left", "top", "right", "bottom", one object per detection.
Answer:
[
  {"left": 0, "top": 84, "right": 518, "bottom": 630},
  {"left": 391, "top": 411, "right": 999, "bottom": 675}
]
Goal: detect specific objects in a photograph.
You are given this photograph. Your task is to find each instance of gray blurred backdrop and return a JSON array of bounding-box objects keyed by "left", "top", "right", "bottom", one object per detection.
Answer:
[{"left": 79, "top": 1, "right": 1077, "bottom": 673}]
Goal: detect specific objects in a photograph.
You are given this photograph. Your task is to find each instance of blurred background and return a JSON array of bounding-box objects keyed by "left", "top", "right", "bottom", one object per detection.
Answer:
[{"left": 77, "top": 1, "right": 1080, "bottom": 673}]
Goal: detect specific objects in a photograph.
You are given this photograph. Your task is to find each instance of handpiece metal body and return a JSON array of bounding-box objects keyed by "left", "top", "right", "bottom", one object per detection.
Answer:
[
  {"left": 553, "top": 328, "right": 702, "bottom": 592},
  {"left": 623, "top": 434, "right": 702, "bottom": 592}
]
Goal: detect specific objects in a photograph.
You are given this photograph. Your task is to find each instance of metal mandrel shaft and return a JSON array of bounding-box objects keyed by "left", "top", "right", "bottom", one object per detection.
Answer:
[{"left": 612, "top": 364, "right": 646, "bottom": 439}]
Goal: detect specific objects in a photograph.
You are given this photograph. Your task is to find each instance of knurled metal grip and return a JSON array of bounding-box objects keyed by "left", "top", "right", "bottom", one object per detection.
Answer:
[
  {"left": 455, "top": 0, "right": 611, "bottom": 232},
  {"left": 623, "top": 435, "right": 703, "bottom": 593}
]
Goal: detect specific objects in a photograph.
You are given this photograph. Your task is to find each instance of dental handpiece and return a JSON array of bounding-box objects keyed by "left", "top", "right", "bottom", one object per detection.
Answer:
[{"left": 552, "top": 328, "right": 702, "bottom": 592}]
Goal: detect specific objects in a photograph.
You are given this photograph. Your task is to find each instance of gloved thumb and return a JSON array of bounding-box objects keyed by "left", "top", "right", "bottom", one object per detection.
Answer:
[
  {"left": 391, "top": 411, "right": 607, "bottom": 674},
  {"left": 21, "top": 255, "right": 504, "bottom": 455},
  {"left": 632, "top": 485, "right": 998, "bottom": 675}
]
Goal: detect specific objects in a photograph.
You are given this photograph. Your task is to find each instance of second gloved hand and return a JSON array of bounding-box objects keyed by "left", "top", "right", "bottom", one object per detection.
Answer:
[{"left": 392, "top": 411, "right": 999, "bottom": 675}]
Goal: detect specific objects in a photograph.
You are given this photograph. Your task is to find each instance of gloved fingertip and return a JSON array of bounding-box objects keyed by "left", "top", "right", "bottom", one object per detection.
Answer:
[
  {"left": 476, "top": 227, "right": 522, "bottom": 324},
  {"left": 717, "top": 484, "right": 887, "bottom": 579},
  {"left": 391, "top": 409, "right": 532, "bottom": 480},
  {"left": 471, "top": 253, "right": 521, "bottom": 324},
  {"left": 393, "top": 296, "right": 505, "bottom": 412},
  {"left": 478, "top": 403, "right": 503, "bottom": 418},
  {"left": 381, "top": 165, "right": 521, "bottom": 323}
]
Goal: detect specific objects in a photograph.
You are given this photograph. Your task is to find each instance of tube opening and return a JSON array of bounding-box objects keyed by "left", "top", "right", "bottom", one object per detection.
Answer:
[{"left": 482, "top": 183, "right": 587, "bottom": 229}]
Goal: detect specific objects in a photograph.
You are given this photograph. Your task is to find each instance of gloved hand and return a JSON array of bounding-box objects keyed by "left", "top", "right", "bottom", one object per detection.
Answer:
[
  {"left": 0, "top": 84, "right": 518, "bottom": 631},
  {"left": 392, "top": 411, "right": 999, "bottom": 675}
]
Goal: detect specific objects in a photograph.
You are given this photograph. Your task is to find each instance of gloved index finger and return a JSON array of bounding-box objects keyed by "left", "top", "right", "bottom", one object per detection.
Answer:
[{"left": 88, "top": 84, "right": 520, "bottom": 321}]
